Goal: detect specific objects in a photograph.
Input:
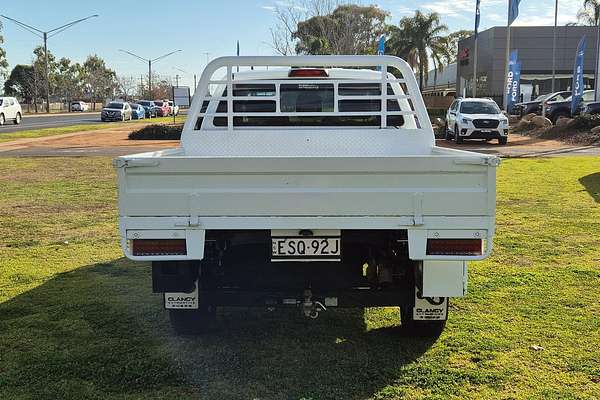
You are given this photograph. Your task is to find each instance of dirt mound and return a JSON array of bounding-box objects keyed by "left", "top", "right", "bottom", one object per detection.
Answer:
[
  {"left": 513, "top": 114, "right": 600, "bottom": 145},
  {"left": 128, "top": 124, "right": 183, "bottom": 140}
]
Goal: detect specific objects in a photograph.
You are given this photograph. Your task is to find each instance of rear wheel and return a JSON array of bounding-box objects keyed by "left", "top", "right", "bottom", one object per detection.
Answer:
[
  {"left": 169, "top": 306, "right": 216, "bottom": 335},
  {"left": 0, "top": 114, "right": 5, "bottom": 126},
  {"left": 499, "top": 137, "right": 508, "bottom": 145},
  {"left": 14, "top": 113, "right": 22, "bottom": 125},
  {"left": 455, "top": 125, "right": 463, "bottom": 144},
  {"left": 400, "top": 303, "right": 446, "bottom": 338}
]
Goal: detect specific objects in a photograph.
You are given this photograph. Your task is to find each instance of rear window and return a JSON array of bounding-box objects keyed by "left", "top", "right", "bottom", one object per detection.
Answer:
[
  {"left": 106, "top": 102, "right": 124, "bottom": 109},
  {"left": 195, "top": 81, "right": 405, "bottom": 129},
  {"left": 154, "top": 101, "right": 163, "bottom": 106}
]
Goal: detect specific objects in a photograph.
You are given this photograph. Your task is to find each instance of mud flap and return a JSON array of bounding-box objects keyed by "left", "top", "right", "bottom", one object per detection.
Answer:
[
  {"left": 164, "top": 280, "right": 199, "bottom": 309},
  {"left": 413, "top": 286, "right": 447, "bottom": 321}
]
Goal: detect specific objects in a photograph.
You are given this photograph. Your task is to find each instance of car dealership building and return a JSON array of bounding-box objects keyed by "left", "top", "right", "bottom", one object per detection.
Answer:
[{"left": 452, "top": 25, "right": 599, "bottom": 106}]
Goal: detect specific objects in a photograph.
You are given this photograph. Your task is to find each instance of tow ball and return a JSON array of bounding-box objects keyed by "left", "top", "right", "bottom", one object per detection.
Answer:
[{"left": 302, "top": 289, "right": 327, "bottom": 319}]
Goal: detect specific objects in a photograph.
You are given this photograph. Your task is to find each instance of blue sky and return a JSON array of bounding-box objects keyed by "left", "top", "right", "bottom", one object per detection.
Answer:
[{"left": 0, "top": 0, "right": 585, "bottom": 89}]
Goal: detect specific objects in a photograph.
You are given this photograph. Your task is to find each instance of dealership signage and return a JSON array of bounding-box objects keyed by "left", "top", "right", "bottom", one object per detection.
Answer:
[
  {"left": 505, "top": 50, "right": 521, "bottom": 113},
  {"left": 571, "top": 36, "right": 586, "bottom": 116}
]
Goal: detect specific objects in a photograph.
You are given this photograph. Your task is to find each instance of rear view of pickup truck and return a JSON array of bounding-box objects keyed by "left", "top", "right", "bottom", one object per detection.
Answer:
[{"left": 114, "top": 56, "right": 499, "bottom": 336}]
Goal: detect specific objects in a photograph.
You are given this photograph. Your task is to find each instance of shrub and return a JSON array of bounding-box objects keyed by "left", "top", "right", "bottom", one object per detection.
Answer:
[{"left": 128, "top": 124, "right": 182, "bottom": 140}]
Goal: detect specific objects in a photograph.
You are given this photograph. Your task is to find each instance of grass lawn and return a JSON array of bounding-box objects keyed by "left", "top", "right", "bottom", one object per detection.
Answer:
[
  {"left": 0, "top": 156, "right": 598, "bottom": 399},
  {"left": 0, "top": 115, "right": 185, "bottom": 143}
]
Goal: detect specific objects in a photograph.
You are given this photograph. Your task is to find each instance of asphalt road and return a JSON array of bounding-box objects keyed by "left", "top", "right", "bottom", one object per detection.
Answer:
[{"left": 0, "top": 113, "right": 102, "bottom": 133}]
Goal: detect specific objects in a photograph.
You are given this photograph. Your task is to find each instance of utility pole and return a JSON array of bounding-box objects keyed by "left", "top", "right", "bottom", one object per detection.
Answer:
[
  {"left": 175, "top": 74, "right": 180, "bottom": 87},
  {"left": 1, "top": 14, "right": 99, "bottom": 113},
  {"left": 119, "top": 49, "right": 182, "bottom": 99}
]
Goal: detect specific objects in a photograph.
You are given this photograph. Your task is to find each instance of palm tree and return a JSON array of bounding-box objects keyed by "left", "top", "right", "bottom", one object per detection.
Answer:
[
  {"left": 577, "top": 0, "right": 600, "bottom": 25},
  {"left": 386, "top": 11, "right": 449, "bottom": 90}
]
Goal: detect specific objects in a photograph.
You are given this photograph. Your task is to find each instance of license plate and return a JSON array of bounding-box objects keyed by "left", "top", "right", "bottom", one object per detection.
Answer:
[{"left": 271, "top": 236, "right": 341, "bottom": 262}]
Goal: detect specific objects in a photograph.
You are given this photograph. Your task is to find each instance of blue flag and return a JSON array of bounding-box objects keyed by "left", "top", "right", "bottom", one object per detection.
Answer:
[
  {"left": 377, "top": 35, "right": 385, "bottom": 55},
  {"left": 475, "top": 0, "right": 481, "bottom": 38},
  {"left": 508, "top": 0, "right": 521, "bottom": 26},
  {"left": 506, "top": 50, "right": 521, "bottom": 113},
  {"left": 571, "top": 36, "right": 587, "bottom": 116}
]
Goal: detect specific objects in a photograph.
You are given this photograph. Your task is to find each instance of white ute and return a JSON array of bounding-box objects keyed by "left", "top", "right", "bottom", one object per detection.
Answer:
[{"left": 114, "top": 56, "right": 499, "bottom": 336}]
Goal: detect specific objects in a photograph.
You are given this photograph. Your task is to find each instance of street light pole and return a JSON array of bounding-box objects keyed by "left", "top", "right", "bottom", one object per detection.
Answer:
[
  {"left": 0, "top": 14, "right": 99, "bottom": 113},
  {"left": 119, "top": 49, "right": 182, "bottom": 98}
]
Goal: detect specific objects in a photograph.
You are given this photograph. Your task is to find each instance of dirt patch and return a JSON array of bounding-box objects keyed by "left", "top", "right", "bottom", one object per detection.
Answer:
[
  {"left": 0, "top": 124, "right": 179, "bottom": 154},
  {"left": 513, "top": 114, "right": 600, "bottom": 145}
]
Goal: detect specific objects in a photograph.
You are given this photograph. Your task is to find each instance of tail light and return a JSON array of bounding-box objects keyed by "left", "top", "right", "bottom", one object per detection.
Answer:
[
  {"left": 426, "top": 239, "right": 482, "bottom": 256},
  {"left": 288, "top": 68, "right": 328, "bottom": 78},
  {"left": 131, "top": 239, "right": 187, "bottom": 256}
]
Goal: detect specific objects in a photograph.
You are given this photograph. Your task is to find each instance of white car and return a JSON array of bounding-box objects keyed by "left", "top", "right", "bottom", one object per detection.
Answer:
[
  {"left": 0, "top": 97, "right": 23, "bottom": 126},
  {"left": 114, "top": 56, "right": 499, "bottom": 337},
  {"left": 70, "top": 101, "right": 90, "bottom": 112},
  {"left": 446, "top": 98, "right": 509, "bottom": 145},
  {"left": 168, "top": 101, "right": 179, "bottom": 116}
]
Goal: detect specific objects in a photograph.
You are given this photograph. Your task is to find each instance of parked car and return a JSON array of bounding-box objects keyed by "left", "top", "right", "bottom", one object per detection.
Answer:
[
  {"left": 445, "top": 97, "right": 509, "bottom": 144},
  {"left": 114, "top": 56, "right": 499, "bottom": 337},
  {"left": 70, "top": 101, "right": 90, "bottom": 112},
  {"left": 168, "top": 101, "right": 179, "bottom": 116},
  {"left": 137, "top": 100, "right": 158, "bottom": 118},
  {"left": 581, "top": 101, "right": 600, "bottom": 115},
  {"left": 101, "top": 101, "right": 133, "bottom": 122},
  {"left": 544, "top": 90, "right": 594, "bottom": 123},
  {"left": 130, "top": 103, "right": 146, "bottom": 120},
  {"left": 0, "top": 97, "right": 23, "bottom": 126},
  {"left": 153, "top": 100, "right": 170, "bottom": 117},
  {"left": 513, "top": 91, "right": 570, "bottom": 117}
]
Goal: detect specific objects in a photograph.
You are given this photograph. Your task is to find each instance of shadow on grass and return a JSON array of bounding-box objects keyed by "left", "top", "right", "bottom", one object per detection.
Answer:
[
  {"left": 579, "top": 172, "right": 600, "bottom": 203},
  {"left": 0, "top": 260, "right": 436, "bottom": 400}
]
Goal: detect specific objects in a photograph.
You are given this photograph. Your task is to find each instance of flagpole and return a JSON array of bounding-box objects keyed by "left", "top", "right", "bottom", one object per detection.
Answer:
[
  {"left": 473, "top": 36, "right": 478, "bottom": 98},
  {"left": 595, "top": 18, "right": 600, "bottom": 101},
  {"left": 503, "top": 6, "right": 511, "bottom": 111},
  {"left": 473, "top": 1, "right": 478, "bottom": 98},
  {"left": 551, "top": 0, "right": 558, "bottom": 94}
]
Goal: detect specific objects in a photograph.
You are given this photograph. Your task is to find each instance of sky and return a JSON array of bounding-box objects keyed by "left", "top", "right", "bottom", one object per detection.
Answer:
[{"left": 0, "top": 0, "right": 587, "bottom": 89}]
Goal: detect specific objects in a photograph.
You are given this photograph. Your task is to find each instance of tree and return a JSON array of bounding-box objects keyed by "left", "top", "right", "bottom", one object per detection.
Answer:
[
  {"left": 440, "top": 30, "right": 473, "bottom": 65},
  {"left": 386, "top": 11, "right": 449, "bottom": 90},
  {"left": 151, "top": 74, "right": 173, "bottom": 100},
  {"left": 293, "top": 4, "right": 388, "bottom": 55},
  {"left": 54, "top": 57, "right": 83, "bottom": 107},
  {"left": 0, "top": 21, "right": 8, "bottom": 88},
  {"left": 577, "top": 0, "right": 600, "bottom": 25},
  {"left": 82, "top": 55, "right": 117, "bottom": 109},
  {"left": 115, "top": 75, "right": 139, "bottom": 101},
  {"left": 270, "top": 0, "right": 339, "bottom": 55},
  {"left": 4, "top": 65, "right": 36, "bottom": 110}
]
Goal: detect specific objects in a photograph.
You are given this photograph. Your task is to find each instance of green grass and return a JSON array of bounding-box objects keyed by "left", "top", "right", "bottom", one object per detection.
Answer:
[
  {"left": 0, "top": 156, "right": 599, "bottom": 399},
  {"left": 0, "top": 115, "right": 185, "bottom": 143}
]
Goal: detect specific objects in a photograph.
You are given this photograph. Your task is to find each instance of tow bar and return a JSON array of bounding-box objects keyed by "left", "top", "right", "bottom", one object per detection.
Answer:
[{"left": 302, "top": 289, "right": 327, "bottom": 319}]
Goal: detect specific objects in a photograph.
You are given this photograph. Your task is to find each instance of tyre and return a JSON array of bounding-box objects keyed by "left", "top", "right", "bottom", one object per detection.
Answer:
[
  {"left": 169, "top": 306, "right": 216, "bottom": 335},
  {"left": 455, "top": 125, "right": 463, "bottom": 144},
  {"left": 400, "top": 303, "right": 446, "bottom": 338},
  {"left": 499, "top": 137, "right": 508, "bottom": 145},
  {"left": 444, "top": 123, "right": 451, "bottom": 141},
  {"left": 0, "top": 114, "right": 5, "bottom": 126},
  {"left": 14, "top": 113, "right": 22, "bottom": 125}
]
